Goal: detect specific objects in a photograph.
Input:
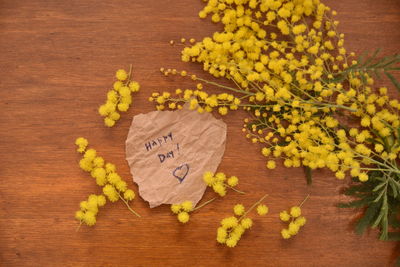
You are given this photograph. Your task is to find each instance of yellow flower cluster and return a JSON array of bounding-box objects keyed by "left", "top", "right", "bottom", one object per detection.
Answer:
[
  {"left": 98, "top": 66, "right": 140, "bottom": 127},
  {"left": 149, "top": 69, "right": 241, "bottom": 115},
  {"left": 280, "top": 195, "right": 308, "bottom": 239},
  {"left": 74, "top": 137, "right": 140, "bottom": 225},
  {"left": 203, "top": 171, "right": 243, "bottom": 196},
  {"left": 171, "top": 201, "right": 193, "bottom": 223},
  {"left": 217, "top": 194, "right": 268, "bottom": 247},
  {"left": 151, "top": 0, "right": 400, "bottom": 184},
  {"left": 75, "top": 194, "right": 106, "bottom": 226}
]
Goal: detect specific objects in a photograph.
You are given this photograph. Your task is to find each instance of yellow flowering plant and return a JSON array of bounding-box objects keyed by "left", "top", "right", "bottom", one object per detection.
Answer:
[
  {"left": 171, "top": 198, "right": 216, "bottom": 223},
  {"left": 74, "top": 137, "right": 140, "bottom": 228},
  {"left": 98, "top": 65, "right": 140, "bottom": 127},
  {"left": 171, "top": 171, "right": 244, "bottom": 224},
  {"left": 217, "top": 194, "right": 268, "bottom": 247},
  {"left": 279, "top": 194, "right": 309, "bottom": 239},
  {"left": 203, "top": 171, "right": 245, "bottom": 196},
  {"left": 150, "top": 0, "right": 400, "bottom": 249}
]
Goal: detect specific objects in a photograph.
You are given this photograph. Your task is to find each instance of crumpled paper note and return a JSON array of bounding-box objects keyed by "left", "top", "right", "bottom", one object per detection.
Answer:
[{"left": 125, "top": 107, "right": 227, "bottom": 208}]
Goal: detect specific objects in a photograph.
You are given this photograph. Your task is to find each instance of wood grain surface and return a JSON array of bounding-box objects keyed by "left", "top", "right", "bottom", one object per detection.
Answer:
[{"left": 0, "top": 0, "right": 399, "bottom": 266}]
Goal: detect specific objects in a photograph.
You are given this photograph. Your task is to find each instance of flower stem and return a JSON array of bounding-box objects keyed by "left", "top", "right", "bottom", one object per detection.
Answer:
[
  {"left": 196, "top": 77, "right": 253, "bottom": 96},
  {"left": 299, "top": 194, "right": 310, "bottom": 208},
  {"left": 118, "top": 194, "right": 141, "bottom": 217},
  {"left": 227, "top": 185, "right": 246, "bottom": 194},
  {"left": 238, "top": 193, "right": 268, "bottom": 221},
  {"left": 76, "top": 221, "right": 82, "bottom": 232},
  {"left": 127, "top": 63, "right": 133, "bottom": 83},
  {"left": 193, "top": 197, "right": 216, "bottom": 211}
]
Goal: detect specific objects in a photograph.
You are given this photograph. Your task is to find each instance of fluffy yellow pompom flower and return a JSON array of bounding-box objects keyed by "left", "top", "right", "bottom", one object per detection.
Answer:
[
  {"left": 213, "top": 182, "right": 226, "bottom": 197},
  {"left": 93, "top": 157, "right": 104, "bottom": 168},
  {"left": 75, "top": 210, "right": 84, "bottom": 220},
  {"left": 256, "top": 204, "right": 269, "bottom": 216},
  {"left": 97, "top": 195, "right": 106, "bottom": 207},
  {"left": 294, "top": 216, "right": 307, "bottom": 227},
  {"left": 217, "top": 227, "right": 227, "bottom": 244},
  {"left": 171, "top": 204, "right": 182, "bottom": 214},
  {"left": 79, "top": 158, "right": 93, "bottom": 172},
  {"left": 92, "top": 167, "right": 106, "bottom": 180},
  {"left": 358, "top": 172, "right": 369, "bottom": 182},
  {"left": 116, "top": 69, "right": 128, "bottom": 81},
  {"left": 241, "top": 218, "right": 253, "bottom": 229},
  {"left": 233, "top": 204, "right": 245, "bottom": 216},
  {"left": 279, "top": 210, "right": 291, "bottom": 222},
  {"left": 129, "top": 81, "right": 140, "bottom": 92},
  {"left": 266, "top": 160, "right": 276, "bottom": 169},
  {"left": 75, "top": 137, "right": 88, "bottom": 153},
  {"left": 79, "top": 201, "right": 89, "bottom": 210},
  {"left": 215, "top": 172, "right": 226, "bottom": 182},
  {"left": 83, "top": 211, "right": 97, "bottom": 226},
  {"left": 105, "top": 163, "right": 116, "bottom": 173},
  {"left": 181, "top": 201, "right": 193, "bottom": 212},
  {"left": 288, "top": 222, "right": 300, "bottom": 235},
  {"left": 227, "top": 176, "right": 239, "bottom": 187},
  {"left": 116, "top": 180, "right": 128, "bottom": 192},
  {"left": 218, "top": 106, "right": 228, "bottom": 115},
  {"left": 103, "top": 184, "right": 119, "bottom": 202},
  {"left": 177, "top": 211, "right": 190, "bottom": 223},
  {"left": 221, "top": 216, "right": 239, "bottom": 229},
  {"left": 203, "top": 171, "right": 214, "bottom": 185},
  {"left": 113, "top": 81, "right": 123, "bottom": 91},
  {"left": 290, "top": 206, "right": 302, "bottom": 218},
  {"left": 104, "top": 117, "right": 115, "bottom": 127},
  {"left": 84, "top": 149, "right": 97, "bottom": 160},
  {"left": 225, "top": 237, "right": 238, "bottom": 248},
  {"left": 117, "top": 103, "right": 129, "bottom": 112},
  {"left": 123, "top": 189, "right": 135, "bottom": 201},
  {"left": 281, "top": 229, "right": 291, "bottom": 239},
  {"left": 107, "top": 172, "right": 121, "bottom": 185}
]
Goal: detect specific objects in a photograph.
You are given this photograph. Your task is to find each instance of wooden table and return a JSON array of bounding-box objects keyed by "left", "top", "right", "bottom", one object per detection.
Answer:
[{"left": 1, "top": 0, "right": 399, "bottom": 266}]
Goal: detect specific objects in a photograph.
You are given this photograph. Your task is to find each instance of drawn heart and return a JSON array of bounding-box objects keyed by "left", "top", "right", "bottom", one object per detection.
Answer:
[{"left": 172, "top": 164, "right": 189, "bottom": 183}]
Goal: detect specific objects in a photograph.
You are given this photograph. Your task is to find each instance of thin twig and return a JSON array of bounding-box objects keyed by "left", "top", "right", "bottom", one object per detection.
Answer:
[
  {"left": 193, "top": 197, "right": 216, "bottom": 211},
  {"left": 118, "top": 194, "right": 141, "bottom": 217},
  {"left": 227, "top": 185, "right": 246, "bottom": 194},
  {"left": 76, "top": 221, "right": 83, "bottom": 232},
  {"left": 299, "top": 194, "right": 310, "bottom": 207},
  {"left": 238, "top": 193, "right": 269, "bottom": 221}
]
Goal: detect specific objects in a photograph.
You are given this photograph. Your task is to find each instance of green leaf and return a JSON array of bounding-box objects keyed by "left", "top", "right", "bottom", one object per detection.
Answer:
[
  {"left": 355, "top": 202, "right": 380, "bottom": 235},
  {"left": 388, "top": 178, "right": 399, "bottom": 198},
  {"left": 380, "top": 54, "right": 400, "bottom": 68},
  {"left": 304, "top": 166, "right": 312, "bottom": 185},
  {"left": 373, "top": 189, "right": 386, "bottom": 202},
  {"left": 364, "top": 48, "right": 381, "bottom": 66},
  {"left": 396, "top": 127, "right": 400, "bottom": 145},
  {"left": 378, "top": 195, "right": 389, "bottom": 240},
  {"left": 343, "top": 184, "right": 373, "bottom": 196},
  {"left": 366, "top": 137, "right": 382, "bottom": 145},
  {"left": 338, "top": 195, "right": 375, "bottom": 208},
  {"left": 373, "top": 183, "right": 386, "bottom": 192},
  {"left": 396, "top": 255, "right": 400, "bottom": 267},
  {"left": 379, "top": 215, "right": 389, "bottom": 240},
  {"left": 357, "top": 50, "right": 369, "bottom": 66},
  {"left": 385, "top": 71, "right": 400, "bottom": 92}
]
